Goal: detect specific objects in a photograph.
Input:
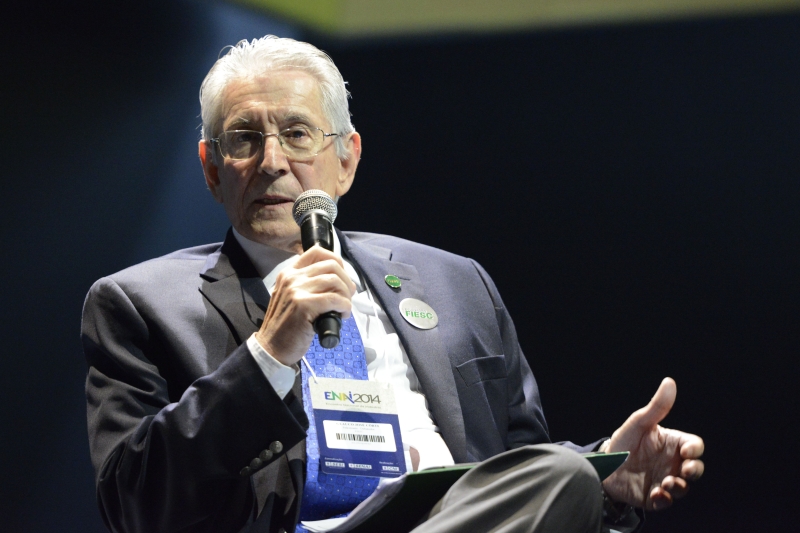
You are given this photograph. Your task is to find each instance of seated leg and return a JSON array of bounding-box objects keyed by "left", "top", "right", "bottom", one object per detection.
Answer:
[{"left": 412, "top": 444, "right": 603, "bottom": 533}]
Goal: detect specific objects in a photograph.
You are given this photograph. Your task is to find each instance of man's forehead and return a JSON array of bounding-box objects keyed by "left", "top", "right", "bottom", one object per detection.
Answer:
[{"left": 219, "top": 71, "right": 324, "bottom": 123}]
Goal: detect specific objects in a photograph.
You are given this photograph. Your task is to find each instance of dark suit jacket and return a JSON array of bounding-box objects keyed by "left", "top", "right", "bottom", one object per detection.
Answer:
[{"left": 83, "top": 229, "right": 595, "bottom": 533}]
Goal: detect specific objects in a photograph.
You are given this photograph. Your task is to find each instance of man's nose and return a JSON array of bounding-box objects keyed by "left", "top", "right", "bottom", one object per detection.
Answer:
[{"left": 258, "top": 135, "right": 289, "bottom": 176}]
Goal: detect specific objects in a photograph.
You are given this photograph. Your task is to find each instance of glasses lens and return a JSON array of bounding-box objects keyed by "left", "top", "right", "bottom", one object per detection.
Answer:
[
  {"left": 280, "top": 126, "right": 322, "bottom": 158},
  {"left": 221, "top": 130, "right": 262, "bottom": 160}
]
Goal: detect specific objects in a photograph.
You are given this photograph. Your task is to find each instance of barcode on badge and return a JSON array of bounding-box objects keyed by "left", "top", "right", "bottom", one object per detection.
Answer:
[
  {"left": 335, "top": 433, "right": 386, "bottom": 443},
  {"left": 322, "top": 420, "right": 397, "bottom": 452}
]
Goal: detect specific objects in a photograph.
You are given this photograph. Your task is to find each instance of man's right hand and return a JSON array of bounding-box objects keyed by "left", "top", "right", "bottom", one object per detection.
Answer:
[{"left": 255, "top": 245, "right": 356, "bottom": 366}]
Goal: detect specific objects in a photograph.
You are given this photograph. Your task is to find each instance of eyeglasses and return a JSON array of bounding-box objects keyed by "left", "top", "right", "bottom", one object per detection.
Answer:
[{"left": 211, "top": 126, "right": 339, "bottom": 161}]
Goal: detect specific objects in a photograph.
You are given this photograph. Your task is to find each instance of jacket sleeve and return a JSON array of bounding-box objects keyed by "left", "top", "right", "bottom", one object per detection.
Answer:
[{"left": 82, "top": 276, "right": 307, "bottom": 533}]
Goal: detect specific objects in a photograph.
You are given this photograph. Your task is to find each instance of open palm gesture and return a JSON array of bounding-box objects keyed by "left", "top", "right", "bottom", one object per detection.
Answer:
[{"left": 602, "top": 378, "right": 705, "bottom": 511}]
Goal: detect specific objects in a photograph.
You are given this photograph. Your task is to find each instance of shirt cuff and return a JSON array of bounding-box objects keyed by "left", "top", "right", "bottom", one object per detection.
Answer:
[
  {"left": 404, "top": 429, "right": 455, "bottom": 471},
  {"left": 246, "top": 333, "right": 298, "bottom": 399}
]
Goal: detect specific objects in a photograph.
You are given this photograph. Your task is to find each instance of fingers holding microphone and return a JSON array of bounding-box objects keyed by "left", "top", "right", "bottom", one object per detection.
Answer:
[
  {"left": 256, "top": 245, "right": 356, "bottom": 367},
  {"left": 256, "top": 190, "right": 348, "bottom": 365}
]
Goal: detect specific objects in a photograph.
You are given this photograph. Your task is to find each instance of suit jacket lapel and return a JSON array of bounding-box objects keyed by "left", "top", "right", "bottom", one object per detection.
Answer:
[
  {"left": 199, "top": 229, "right": 270, "bottom": 346},
  {"left": 339, "top": 231, "right": 468, "bottom": 462},
  {"left": 198, "top": 230, "right": 306, "bottom": 524}
]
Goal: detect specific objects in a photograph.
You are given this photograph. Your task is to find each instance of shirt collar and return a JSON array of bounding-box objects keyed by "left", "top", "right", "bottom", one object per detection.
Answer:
[{"left": 232, "top": 227, "right": 361, "bottom": 295}]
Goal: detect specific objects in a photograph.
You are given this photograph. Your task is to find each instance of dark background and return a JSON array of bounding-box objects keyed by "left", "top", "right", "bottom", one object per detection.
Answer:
[{"left": 2, "top": 1, "right": 798, "bottom": 531}]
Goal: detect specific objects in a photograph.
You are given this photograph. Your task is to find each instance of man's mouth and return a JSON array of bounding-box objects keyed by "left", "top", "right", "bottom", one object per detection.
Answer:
[{"left": 255, "top": 196, "right": 293, "bottom": 206}]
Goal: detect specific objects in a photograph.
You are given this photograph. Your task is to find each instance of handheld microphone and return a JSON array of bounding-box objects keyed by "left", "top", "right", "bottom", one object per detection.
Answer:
[{"left": 292, "top": 190, "right": 341, "bottom": 348}]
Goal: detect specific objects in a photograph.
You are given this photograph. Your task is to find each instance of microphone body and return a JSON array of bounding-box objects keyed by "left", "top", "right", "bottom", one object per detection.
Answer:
[
  {"left": 300, "top": 211, "right": 335, "bottom": 253},
  {"left": 293, "top": 191, "right": 341, "bottom": 349}
]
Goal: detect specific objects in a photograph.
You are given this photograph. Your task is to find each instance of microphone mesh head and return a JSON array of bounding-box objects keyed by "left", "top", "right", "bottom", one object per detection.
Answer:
[{"left": 292, "top": 189, "right": 338, "bottom": 225}]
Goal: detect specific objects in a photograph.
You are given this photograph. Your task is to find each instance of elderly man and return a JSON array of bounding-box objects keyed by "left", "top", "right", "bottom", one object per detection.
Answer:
[{"left": 82, "top": 36, "right": 704, "bottom": 533}]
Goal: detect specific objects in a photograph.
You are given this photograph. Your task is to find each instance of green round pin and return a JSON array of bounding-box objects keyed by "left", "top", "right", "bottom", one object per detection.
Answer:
[{"left": 384, "top": 275, "right": 402, "bottom": 289}]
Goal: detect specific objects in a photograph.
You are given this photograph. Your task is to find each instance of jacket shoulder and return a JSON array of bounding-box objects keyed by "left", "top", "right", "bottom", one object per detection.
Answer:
[
  {"left": 342, "top": 230, "right": 502, "bottom": 305},
  {"left": 117, "top": 242, "right": 220, "bottom": 276},
  {"left": 342, "top": 231, "right": 471, "bottom": 264},
  {"left": 87, "top": 242, "right": 222, "bottom": 297}
]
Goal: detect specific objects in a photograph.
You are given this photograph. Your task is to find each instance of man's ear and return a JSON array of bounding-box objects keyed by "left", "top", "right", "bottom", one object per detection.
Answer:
[
  {"left": 335, "top": 131, "right": 361, "bottom": 199},
  {"left": 199, "top": 140, "right": 223, "bottom": 204}
]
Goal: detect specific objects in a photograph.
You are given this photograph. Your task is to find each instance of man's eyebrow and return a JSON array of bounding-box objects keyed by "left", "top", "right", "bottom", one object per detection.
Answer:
[
  {"left": 282, "top": 114, "right": 313, "bottom": 125},
  {"left": 224, "top": 117, "right": 253, "bottom": 129}
]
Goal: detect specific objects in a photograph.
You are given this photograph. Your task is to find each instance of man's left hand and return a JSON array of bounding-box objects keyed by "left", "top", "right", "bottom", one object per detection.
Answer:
[{"left": 602, "top": 377, "right": 705, "bottom": 511}]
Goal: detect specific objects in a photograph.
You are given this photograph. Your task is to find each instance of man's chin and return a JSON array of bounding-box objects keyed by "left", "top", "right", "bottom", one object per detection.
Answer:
[{"left": 242, "top": 222, "right": 302, "bottom": 252}]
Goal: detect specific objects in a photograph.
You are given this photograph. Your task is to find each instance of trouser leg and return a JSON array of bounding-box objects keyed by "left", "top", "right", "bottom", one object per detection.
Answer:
[{"left": 411, "top": 444, "right": 603, "bottom": 533}]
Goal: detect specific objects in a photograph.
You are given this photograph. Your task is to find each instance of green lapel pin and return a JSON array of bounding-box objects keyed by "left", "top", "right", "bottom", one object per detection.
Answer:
[{"left": 384, "top": 274, "right": 402, "bottom": 289}]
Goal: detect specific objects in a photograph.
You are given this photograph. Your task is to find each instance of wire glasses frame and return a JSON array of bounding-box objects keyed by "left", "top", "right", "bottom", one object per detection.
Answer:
[{"left": 211, "top": 126, "right": 339, "bottom": 161}]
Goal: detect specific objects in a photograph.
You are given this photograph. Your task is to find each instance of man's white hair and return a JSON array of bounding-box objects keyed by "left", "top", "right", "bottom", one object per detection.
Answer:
[{"left": 199, "top": 36, "right": 354, "bottom": 159}]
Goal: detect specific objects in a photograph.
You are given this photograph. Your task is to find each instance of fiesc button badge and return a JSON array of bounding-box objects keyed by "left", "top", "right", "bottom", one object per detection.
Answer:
[{"left": 398, "top": 298, "right": 438, "bottom": 330}]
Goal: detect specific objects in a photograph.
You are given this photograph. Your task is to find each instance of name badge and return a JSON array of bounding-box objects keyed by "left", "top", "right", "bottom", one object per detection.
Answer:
[{"left": 308, "top": 377, "right": 406, "bottom": 478}]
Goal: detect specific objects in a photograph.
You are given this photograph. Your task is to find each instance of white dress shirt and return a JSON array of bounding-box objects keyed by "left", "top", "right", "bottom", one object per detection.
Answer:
[{"left": 234, "top": 229, "right": 454, "bottom": 472}]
